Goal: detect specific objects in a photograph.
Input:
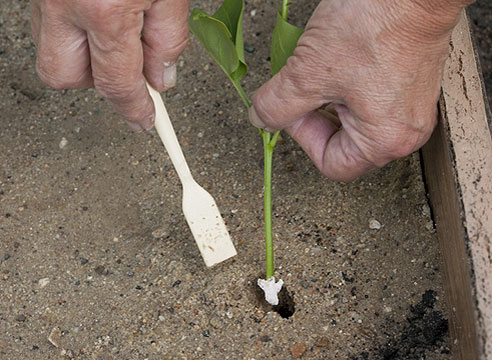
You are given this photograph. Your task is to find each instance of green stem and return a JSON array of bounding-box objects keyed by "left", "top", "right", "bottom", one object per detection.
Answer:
[
  {"left": 259, "top": 0, "right": 289, "bottom": 280},
  {"left": 230, "top": 63, "right": 280, "bottom": 280},
  {"left": 262, "top": 131, "right": 275, "bottom": 279},
  {"left": 281, "top": 0, "right": 289, "bottom": 20}
]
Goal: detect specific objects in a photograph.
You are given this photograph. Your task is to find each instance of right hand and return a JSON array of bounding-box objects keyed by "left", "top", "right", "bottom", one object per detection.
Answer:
[
  {"left": 249, "top": 0, "right": 471, "bottom": 181},
  {"left": 31, "top": 0, "right": 189, "bottom": 132}
]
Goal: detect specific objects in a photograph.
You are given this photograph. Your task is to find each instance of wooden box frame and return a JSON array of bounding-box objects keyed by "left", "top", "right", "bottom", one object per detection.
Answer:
[{"left": 421, "top": 11, "right": 492, "bottom": 360}]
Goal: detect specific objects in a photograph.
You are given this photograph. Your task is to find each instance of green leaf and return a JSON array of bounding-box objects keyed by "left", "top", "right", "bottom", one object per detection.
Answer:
[
  {"left": 270, "top": 13, "right": 304, "bottom": 75},
  {"left": 189, "top": 9, "right": 239, "bottom": 77},
  {"left": 213, "top": 0, "right": 242, "bottom": 46},
  {"left": 189, "top": 0, "right": 247, "bottom": 83},
  {"left": 213, "top": 0, "right": 246, "bottom": 80}
]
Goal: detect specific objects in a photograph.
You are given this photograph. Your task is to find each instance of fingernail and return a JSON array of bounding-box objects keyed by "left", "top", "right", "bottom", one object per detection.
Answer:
[
  {"left": 162, "top": 62, "right": 177, "bottom": 90},
  {"left": 127, "top": 121, "right": 144, "bottom": 133},
  {"left": 249, "top": 106, "right": 267, "bottom": 129},
  {"left": 141, "top": 113, "right": 155, "bottom": 131},
  {"left": 127, "top": 113, "right": 154, "bottom": 133}
]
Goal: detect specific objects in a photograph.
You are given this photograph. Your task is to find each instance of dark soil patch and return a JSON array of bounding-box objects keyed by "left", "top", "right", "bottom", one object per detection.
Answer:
[
  {"left": 468, "top": 2, "right": 492, "bottom": 110},
  {"left": 355, "top": 290, "right": 449, "bottom": 360}
]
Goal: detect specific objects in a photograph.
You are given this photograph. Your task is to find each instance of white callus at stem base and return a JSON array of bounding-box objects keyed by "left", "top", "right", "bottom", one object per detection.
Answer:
[{"left": 257, "top": 277, "right": 283, "bottom": 305}]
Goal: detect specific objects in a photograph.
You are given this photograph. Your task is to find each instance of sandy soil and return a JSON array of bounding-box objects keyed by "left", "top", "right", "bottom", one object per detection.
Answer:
[{"left": 1, "top": 0, "right": 489, "bottom": 359}]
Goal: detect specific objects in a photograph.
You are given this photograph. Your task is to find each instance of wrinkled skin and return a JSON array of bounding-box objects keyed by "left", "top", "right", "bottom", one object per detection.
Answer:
[
  {"left": 31, "top": 0, "right": 189, "bottom": 131},
  {"left": 31, "top": 0, "right": 474, "bottom": 181},
  {"left": 250, "top": 0, "right": 473, "bottom": 181}
]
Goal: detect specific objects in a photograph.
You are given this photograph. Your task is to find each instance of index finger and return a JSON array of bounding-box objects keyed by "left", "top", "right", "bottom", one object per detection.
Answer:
[
  {"left": 142, "top": 0, "right": 189, "bottom": 91},
  {"left": 85, "top": 5, "right": 154, "bottom": 131}
]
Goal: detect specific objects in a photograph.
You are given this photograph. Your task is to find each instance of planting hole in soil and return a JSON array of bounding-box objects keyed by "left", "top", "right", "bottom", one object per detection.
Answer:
[
  {"left": 272, "top": 286, "right": 295, "bottom": 318},
  {"left": 253, "top": 276, "right": 295, "bottom": 318}
]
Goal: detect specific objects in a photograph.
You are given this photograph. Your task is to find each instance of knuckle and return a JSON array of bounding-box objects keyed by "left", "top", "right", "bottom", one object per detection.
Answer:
[
  {"left": 144, "top": 25, "right": 189, "bottom": 61},
  {"left": 94, "top": 77, "right": 139, "bottom": 101},
  {"left": 383, "top": 137, "right": 417, "bottom": 160},
  {"left": 388, "top": 113, "right": 437, "bottom": 159},
  {"left": 377, "top": 120, "right": 435, "bottom": 162},
  {"left": 83, "top": 0, "right": 146, "bottom": 30},
  {"left": 150, "top": 37, "right": 189, "bottom": 64},
  {"left": 85, "top": 0, "right": 117, "bottom": 23},
  {"left": 166, "top": 35, "right": 189, "bottom": 58},
  {"left": 83, "top": 1, "right": 124, "bottom": 31},
  {"left": 366, "top": 131, "right": 416, "bottom": 164},
  {"left": 36, "top": 61, "right": 74, "bottom": 89},
  {"left": 286, "top": 41, "right": 334, "bottom": 98},
  {"left": 283, "top": 55, "right": 318, "bottom": 95},
  {"left": 352, "top": 130, "right": 414, "bottom": 168},
  {"left": 355, "top": 100, "right": 438, "bottom": 165},
  {"left": 413, "top": 107, "right": 438, "bottom": 135}
]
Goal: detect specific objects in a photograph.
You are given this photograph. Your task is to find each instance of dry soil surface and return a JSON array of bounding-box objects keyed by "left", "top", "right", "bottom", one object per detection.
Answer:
[{"left": 1, "top": 1, "right": 489, "bottom": 359}]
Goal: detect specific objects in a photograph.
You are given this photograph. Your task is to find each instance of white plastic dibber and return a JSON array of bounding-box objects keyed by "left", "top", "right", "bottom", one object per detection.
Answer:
[{"left": 146, "top": 83, "right": 237, "bottom": 267}]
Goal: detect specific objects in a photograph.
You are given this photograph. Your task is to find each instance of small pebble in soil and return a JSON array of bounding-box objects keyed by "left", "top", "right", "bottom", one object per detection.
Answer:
[
  {"left": 15, "top": 314, "right": 26, "bottom": 322},
  {"left": 152, "top": 228, "right": 168, "bottom": 239},
  {"left": 94, "top": 265, "right": 109, "bottom": 276},
  {"left": 244, "top": 43, "right": 256, "bottom": 53},
  {"left": 38, "top": 278, "right": 50, "bottom": 288},
  {"left": 48, "top": 327, "right": 61, "bottom": 348},
  {"left": 290, "top": 343, "right": 307, "bottom": 358},
  {"left": 65, "top": 349, "right": 74, "bottom": 358},
  {"left": 59, "top": 137, "right": 68, "bottom": 149},
  {"left": 315, "top": 337, "right": 329, "bottom": 348},
  {"left": 369, "top": 219, "right": 382, "bottom": 230},
  {"left": 261, "top": 335, "right": 271, "bottom": 342}
]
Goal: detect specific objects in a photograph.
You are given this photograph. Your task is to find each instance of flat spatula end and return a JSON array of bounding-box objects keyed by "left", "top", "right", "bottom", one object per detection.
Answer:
[{"left": 183, "top": 181, "right": 237, "bottom": 267}]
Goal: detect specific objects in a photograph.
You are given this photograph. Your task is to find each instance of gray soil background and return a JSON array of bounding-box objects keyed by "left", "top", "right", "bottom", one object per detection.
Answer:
[{"left": 0, "top": 1, "right": 489, "bottom": 359}]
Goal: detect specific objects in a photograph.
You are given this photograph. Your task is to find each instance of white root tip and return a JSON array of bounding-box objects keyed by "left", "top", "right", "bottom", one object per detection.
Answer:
[{"left": 257, "top": 277, "right": 284, "bottom": 305}]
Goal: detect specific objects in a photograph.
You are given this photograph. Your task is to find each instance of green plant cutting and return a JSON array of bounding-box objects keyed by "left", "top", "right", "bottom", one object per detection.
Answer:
[{"left": 189, "top": 0, "right": 303, "bottom": 305}]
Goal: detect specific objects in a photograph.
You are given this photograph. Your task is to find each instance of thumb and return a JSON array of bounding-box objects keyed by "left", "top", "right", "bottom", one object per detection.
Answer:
[
  {"left": 249, "top": 54, "right": 332, "bottom": 130},
  {"left": 142, "top": 0, "right": 189, "bottom": 91}
]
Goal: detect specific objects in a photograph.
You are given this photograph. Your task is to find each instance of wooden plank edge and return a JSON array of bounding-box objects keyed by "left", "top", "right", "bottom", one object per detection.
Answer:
[{"left": 421, "top": 11, "right": 492, "bottom": 360}]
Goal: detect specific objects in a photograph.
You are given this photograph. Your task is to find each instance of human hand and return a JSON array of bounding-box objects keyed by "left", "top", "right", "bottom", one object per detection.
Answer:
[
  {"left": 249, "top": 0, "right": 472, "bottom": 181},
  {"left": 31, "top": 0, "right": 189, "bottom": 131}
]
